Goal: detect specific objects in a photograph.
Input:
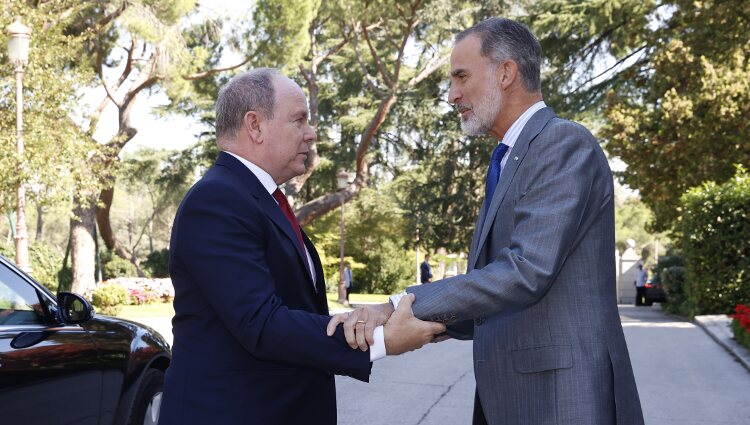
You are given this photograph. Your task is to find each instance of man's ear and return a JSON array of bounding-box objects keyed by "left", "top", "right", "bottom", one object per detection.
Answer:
[
  {"left": 243, "top": 110, "right": 263, "bottom": 144},
  {"left": 497, "top": 60, "right": 519, "bottom": 90}
]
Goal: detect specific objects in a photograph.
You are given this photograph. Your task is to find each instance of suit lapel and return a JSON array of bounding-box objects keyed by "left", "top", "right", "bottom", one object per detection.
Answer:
[
  {"left": 303, "top": 231, "right": 329, "bottom": 312},
  {"left": 215, "top": 153, "right": 316, "bottom": 288},
  {"left": 469, "top": 107, "right": 557, "bottom": 270}
]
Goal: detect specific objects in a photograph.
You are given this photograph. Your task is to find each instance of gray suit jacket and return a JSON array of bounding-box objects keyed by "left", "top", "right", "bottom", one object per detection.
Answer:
[{"left": 407, "top": 107, "right": 644, "bottom": 425}]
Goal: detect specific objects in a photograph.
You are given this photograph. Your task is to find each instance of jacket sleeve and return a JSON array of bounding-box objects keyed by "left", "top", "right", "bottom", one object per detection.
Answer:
[
  {"left": 171, "top": 180, "right": 371, "bottom": 381},
  {"left": 407, "top": 121, "right": 610, "bottom": 323}
]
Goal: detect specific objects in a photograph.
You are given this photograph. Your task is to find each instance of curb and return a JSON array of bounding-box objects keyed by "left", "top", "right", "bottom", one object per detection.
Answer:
[{"left": 694, "top": 314, "right": 750, "bottom": 373}]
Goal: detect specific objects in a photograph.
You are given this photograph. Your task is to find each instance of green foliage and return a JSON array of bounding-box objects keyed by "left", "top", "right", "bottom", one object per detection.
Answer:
[
  {"left": 614, "top": 197, "right": 655, "bottom": 254},
  {"left": 0, "top": 1, "right": 104, "bottom": 213},
  {"left": 530, "top": 0, "right": 657, "bottom": 116},
  {"left": 143, "top": 249, "right": 170, "bottom": 278},
  {"left": 307, "top": 187, "right": 414, "bottom": 294},
  {"left": 251, "top": 0, "right": 319, "bottom": 72},
  {"left": 601, "top": 0, "right": 750, "bottom": 231},
  {"left": 91, "top": 284, "right": 128, "bottom": 316},
  {"left": 677, "top": 166, "right": 750, "bottom": 316},
  {"left": 660, "top": 265, "right": 687, "bottom": 316},
  {"left": 0, "top": 241, "right": 66, "bottom": 293},
  {"left": 100, "top": 251, "right": 138, "bottom": 280}
]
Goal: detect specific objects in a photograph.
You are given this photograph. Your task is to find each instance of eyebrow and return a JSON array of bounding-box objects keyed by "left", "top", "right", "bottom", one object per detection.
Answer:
[
  {"left": 292, "top": 109, "right": 309, "bottom": 119},
  {"left": 451, "top": 68, "right": 468, "bottom": 77}
]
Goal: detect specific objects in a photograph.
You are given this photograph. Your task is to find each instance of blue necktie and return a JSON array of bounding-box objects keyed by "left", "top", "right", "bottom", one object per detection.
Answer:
[{"left": 484, "top": 143, "right": 510, "bottom": 214}]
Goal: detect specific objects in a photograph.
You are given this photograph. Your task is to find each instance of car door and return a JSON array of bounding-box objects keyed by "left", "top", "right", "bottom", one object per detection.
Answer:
[{"left": 0, "top": 261, "right": 103, "bottom": 425}]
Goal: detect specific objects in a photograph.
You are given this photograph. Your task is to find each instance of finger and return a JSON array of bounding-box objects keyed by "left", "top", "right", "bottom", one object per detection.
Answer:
[
  {"left": 355, "top": 321, "right": 368, "bottom": 351},
  {"left": 395, "top": 293, "right": 415, "bottom": 316},
  {"left": 355, "top": 308, "right": 369, "bottom": 351},
  {"left": 326, "top": 313, "right": 347, "bottom": 336},
  {"left": 343, "top": 311, "right": 362, "bottom": 349},
  {"left": 361, "top": 307, "right": 377, "bottom": 347},
  {"left": 429, "top": 321, "right": 447, "bottom": 335},
  {"left": 431, "top": 334, "right": 451, "bottom": 343}
]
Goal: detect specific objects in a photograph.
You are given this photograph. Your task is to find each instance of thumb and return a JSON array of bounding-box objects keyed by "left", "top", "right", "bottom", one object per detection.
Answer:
[
  {"left": 396, "top": 293, "right": 416, "bottom": 316},
  {"left": 428, "top": 321, "right": 447, "bottom": 335}
]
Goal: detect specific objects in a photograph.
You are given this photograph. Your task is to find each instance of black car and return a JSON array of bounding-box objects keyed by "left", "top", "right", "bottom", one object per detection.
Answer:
[
  {"left": 644, "top": 279, "right": 667, "bottom": 305},
  {"left": 0, "top": 255, "right": 171, "bottom": 425}
]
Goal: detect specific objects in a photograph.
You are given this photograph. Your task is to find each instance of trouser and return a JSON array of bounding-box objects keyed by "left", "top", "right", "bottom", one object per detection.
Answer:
[{"left": 635, "top": 286, "right": 647, "bottom": 306}]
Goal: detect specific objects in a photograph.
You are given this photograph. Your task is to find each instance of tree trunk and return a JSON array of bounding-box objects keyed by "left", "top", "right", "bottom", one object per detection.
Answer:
[
  {"left": 96, "top": 186, "right": 144, "bottom": 275},
  {"left": 70, "top": 201, "right": 97, "bottom": 295},
  {"left": 35, "top": 204, "right": 43, "bottom": 241}
]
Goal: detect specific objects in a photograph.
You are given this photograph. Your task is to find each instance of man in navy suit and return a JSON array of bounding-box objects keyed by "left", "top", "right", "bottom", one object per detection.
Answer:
[{"left": 158, "top": 68, "right": 444, "bottom": 425}]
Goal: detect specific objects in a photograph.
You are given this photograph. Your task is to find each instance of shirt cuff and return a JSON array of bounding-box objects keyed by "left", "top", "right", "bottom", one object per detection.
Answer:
[
  {"left": 369, "top": 326, "right": 386, "bottom": 361},
  {"left": 389, "top": 292, "right": 407, "bottom": 310}
]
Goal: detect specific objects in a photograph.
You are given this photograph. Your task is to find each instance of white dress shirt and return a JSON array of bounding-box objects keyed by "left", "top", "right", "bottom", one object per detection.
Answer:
[{"left": 225, "top": 151, "right": 386, "bottom": 361}]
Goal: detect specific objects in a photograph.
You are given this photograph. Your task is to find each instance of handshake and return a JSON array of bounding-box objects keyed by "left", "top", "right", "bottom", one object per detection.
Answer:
[{"left": 326, "top": 294, "right": 448, "bottom": 355}]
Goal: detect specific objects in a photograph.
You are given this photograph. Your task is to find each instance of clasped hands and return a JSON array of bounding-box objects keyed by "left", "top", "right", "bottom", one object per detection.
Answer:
[{"left": 326, "top": 294, "right": 447, "bottom": 355}]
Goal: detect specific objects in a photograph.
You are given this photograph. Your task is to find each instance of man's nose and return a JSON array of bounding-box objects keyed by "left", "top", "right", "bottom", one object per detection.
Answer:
[
  {"left": 448, "top": 84, "right": 461, "bottom": 105},
  {"left": 305, "top": 125, "right": 317, "bottom": 143}
]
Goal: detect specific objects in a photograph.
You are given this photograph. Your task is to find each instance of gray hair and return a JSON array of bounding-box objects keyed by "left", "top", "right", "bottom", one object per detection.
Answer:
[
  {"left": 456, "top": 18, "right": 541, "bottom": 92},
  {"left": 215, "top": 68, "right": 281, "bottom": 140}
]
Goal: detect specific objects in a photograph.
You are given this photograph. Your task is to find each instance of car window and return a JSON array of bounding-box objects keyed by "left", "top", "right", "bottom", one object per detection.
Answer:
[{"left": 0, "top": 264, "right": 45, "bottom": 326}]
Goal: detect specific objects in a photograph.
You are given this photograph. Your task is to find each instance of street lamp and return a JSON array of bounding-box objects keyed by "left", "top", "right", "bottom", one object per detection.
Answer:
[
  {"left": 6, "top": 18, "right": 32, "bottom": 274},
  {"left": 336, "top": 170, "right": 349, "bottom": 306}
]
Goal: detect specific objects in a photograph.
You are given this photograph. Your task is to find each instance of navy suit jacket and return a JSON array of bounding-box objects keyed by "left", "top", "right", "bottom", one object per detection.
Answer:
[{"left": 159, "top": 152, "right": 371, "bottom": 425}]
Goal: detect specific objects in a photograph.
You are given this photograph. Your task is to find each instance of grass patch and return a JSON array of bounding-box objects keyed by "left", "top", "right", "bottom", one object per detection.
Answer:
[{"left": 117, "top": 302, "right": 175, "bottom": 320}]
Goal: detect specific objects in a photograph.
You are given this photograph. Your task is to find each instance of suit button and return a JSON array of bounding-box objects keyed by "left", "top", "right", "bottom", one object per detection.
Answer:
[{"left": 475, "top": 317, "right": 484, "bottom": 326}]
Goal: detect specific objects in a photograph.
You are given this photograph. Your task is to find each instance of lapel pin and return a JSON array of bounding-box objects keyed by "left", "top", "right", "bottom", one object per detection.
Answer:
[{"left": 514, "top": 156, "right": 519, "bottom": 161}]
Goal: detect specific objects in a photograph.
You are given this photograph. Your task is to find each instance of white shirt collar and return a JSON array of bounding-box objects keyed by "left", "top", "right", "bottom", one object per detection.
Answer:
[
  {"left": 224, "top": 151, "right": 278, "bottom": 195},
  {"left": 500, "top": 100, "right": 547, "bottom": 149},
  {"left": 497, "top": 101, "right": 546, "bottom": 168}
]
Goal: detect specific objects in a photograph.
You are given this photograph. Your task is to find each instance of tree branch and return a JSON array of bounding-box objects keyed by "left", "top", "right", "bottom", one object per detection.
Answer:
[
  {"left": 407, "top": 52, "right": 449, "bottom": 87},
  {"left": 570, "top": 45, "right": 647, "bottom": 94},
  {"left": 362, "top": 23, "right": 393, "bottom": 86},
  {"left": 352, "top": 23, "right": 386, "bottom": 96},
  {"left": 96, "top": 43, "right": 122, "bottom": 107}
]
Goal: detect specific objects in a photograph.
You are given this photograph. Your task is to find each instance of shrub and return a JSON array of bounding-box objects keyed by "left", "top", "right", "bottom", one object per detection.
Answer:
[
  {"left": 91, "top": 284, "right": 128, "bottom": 316},
  {"left": 101, "top": 252, "right": 138, "bottom": 279},
  {"left": 105, "top": 277, "right": 174, "bottom": 304},
  {"left": 678, "top": 166, "right": 750, "bottom": 316},
  {"left": 660, "top": 266, "right": 687, "bottom": 315},
  {"left": 731, "top": 304, "right": 750, "bottom": 352},
  {"left": 0, "top": 241, "right": 65, "bottom": 293},
  {"left": 143, "top": 249, "right": 170, "bottom": 278}
]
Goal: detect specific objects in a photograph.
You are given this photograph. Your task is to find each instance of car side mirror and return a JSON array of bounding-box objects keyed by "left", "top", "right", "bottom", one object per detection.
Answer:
[{"left": 57, "top": 292, "right": 94, "bottom": 325}]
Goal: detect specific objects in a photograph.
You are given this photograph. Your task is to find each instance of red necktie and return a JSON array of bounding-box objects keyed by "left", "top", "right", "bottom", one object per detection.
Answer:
[{"left": 272, "top": 189, "right": 311, "bottom": 271}]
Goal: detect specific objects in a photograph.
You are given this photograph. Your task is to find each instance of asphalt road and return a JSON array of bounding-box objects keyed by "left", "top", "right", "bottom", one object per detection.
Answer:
[{"left": 334, "top": 305, "right": 750, "bottom": 425}]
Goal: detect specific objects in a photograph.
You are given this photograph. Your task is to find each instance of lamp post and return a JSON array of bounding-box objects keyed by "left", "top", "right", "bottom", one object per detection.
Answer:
[
  {"left": 6, "top": 18, "right": 32, "bottom": 274},
  {"left": 336, "top": 170, "right": 349, "bottom": 306}
]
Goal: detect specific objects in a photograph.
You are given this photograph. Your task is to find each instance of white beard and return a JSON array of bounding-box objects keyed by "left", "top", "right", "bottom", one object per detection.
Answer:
[{"left": 460, "top": 79, "right": 502, "bottom": 136}]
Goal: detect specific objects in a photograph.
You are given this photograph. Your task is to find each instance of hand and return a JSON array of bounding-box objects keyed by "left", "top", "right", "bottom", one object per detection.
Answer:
[
  {"left": 383, "top": 294, "right": 446, "bottom": 355},
  {"left": 326, "top": 301, "right": 395, "bottom": 351}
]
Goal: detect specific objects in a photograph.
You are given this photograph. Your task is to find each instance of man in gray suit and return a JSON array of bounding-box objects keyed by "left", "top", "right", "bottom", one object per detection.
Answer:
[{"left": 328, "top": 17, "right": 644, "bottom": 425}]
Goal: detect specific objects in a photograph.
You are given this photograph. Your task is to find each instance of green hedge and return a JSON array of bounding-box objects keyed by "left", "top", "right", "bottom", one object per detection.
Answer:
[
  {"left": 143, "top": 248, "right": 169, "bottom": 278},
  {"left": 0, "top": 241, "right": 65, "bottom": 293},
  {"left": 678, "top": 166, "right": 750, "bottom": 316},
  {"left": 91, "top": 284, "right": 128, "bottom": 316},
  {"left": 99, "top": 250, "right": 138, "bottom": 279},
  {"left": 731, "top": 320, "right": 750, "bottom": 352}
]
